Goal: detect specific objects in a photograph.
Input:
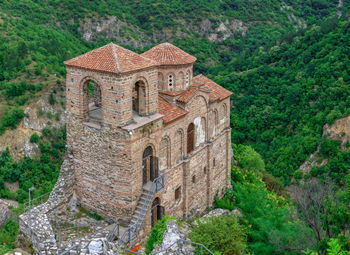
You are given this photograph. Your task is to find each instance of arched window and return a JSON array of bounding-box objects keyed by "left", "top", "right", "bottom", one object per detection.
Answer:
[
  {"left": 84, "top": 80, "right": 102, "bottom": 121},
  {"left": 132, "top": 80, "right": 146, "bottom": 115},
  {"left": 187, "top": 123, "right": 195, "bottom": 154},
  {"left": 168, "top": 74, "right": 174, "bottom": 90},
  {"left": 159, "top": 137, "right": 170, "bottom": 170},
  {"left": 174, "top": 129, "right": 184, "bottom": 162},
  {"left": 185, "top": 71, "right": 190, "bottom": 88},
  {"left": 214, "top": 109, "right": 219, "bottom": 135},
  {"left": 178, "top": 72, "right": 184, "bottom": 90},
  {"left": 222, "top": 103, "right": 228, "bottom": 118}
]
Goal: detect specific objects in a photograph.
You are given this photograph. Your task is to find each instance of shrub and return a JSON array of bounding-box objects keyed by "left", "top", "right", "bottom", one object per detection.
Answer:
[
  {"left": 145, "top": 216, "right": 175, "bottom": 254},
  {"left": 0, "top": 107, "right": 26, "bottom": 135},
  {"left": 214, "top": 189, "right": 235, "bottom": 210},
  {"left": 30, "top": 133, "right": 40, "bottom": 143},
  {"left": 189, "top": 215, "right": 247, "bottom": 255},
  {"left": 293, "top": 169, "right": 304, "bottom": 180},
  {"left": 48, "top": 93, "right": 56, "bottom": 105},
  {"left": 319, "top": 139, "right": 340, "bottom": 158},
  {"left": 233, "top": 144, "right": 265, "bottom": 173},
  {"left": 0, "top": 217, "right": 19, "bottom": 252}
]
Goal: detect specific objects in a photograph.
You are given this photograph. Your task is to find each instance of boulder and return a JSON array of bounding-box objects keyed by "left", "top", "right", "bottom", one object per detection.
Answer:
[
  {"left": 4, "top": 248, "right": 30, "bottom": 255},
  {"left": 88, "top": 238, "right": 106, "bottom": 255},
  {"left": 151, "top": 220, "right": 195, "bottom": 255},
  {"left": 0, "top": 199, "right": 18, "bottom": 227},
  {"left": 0, "top": 203, "right": 12, "bottom": 227}
]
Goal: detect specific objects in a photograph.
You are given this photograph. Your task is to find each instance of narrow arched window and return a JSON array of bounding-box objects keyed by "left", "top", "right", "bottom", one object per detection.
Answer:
[
  {"left": 187, "top": 123, "right": 195, "bottom": 154},
  {"left": 132, "top": 80, "right": 146, "bottom": 116},
  {"left": 222, "top": 103, "right": 228, "bottom": 118},
  {"left": 185, "top": 71, "right": 190, "bottom": 88},
  {"left": 159, "top": 137, "right": 170, "bottom": 170},
  {"left": 174, "top": 129, "right": 184, "bottom": 162},
  {"left": 168, "top": 74, "right": 174, "bottom": 90}
]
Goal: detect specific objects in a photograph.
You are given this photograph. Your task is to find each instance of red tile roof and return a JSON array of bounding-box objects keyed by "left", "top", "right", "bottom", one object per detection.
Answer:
[
  {"left": 176, "top": 87, "right": 199, "bottom": 103},
  {"left": 141, "top": 43, "right": 197, "bottom": 65},
  {"left": 158, "top": 96, "right": 188, "bottom": 123},
  {"left": 64, "top": 43, "right": 157, "bottom": 74},
  {"left": 192, "top": 75, "right": 233, "bottom": 102}
]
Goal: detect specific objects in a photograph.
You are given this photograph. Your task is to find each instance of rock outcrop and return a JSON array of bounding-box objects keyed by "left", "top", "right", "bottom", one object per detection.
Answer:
[
  {"left": 151, "top": 220, "right": 195, "bottom": 255},
  {"left": 0, "top": 199, "right": 18, "bottom": 227}
]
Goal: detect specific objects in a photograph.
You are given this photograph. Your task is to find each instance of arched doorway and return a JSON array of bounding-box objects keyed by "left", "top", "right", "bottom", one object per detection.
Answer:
[
  {"left": 84, "top": 80, "right": 102, "bottom": 121},
  {"left": 187, "top": 123, "right": 195, "bottom": 154},
  {"left": 142, "top": 146, "right": 158, "bottom": 185},
  {"left": 151, "top": 198, "right": 164, "bottom": 227},
  {"left": 132, "top": 80, "right": 146, "bottom": 115}
]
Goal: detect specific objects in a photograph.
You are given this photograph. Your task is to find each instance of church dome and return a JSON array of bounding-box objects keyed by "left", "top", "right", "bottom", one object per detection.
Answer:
[{"left": 141, "top": 43, "right": 197, "bottom": 66}]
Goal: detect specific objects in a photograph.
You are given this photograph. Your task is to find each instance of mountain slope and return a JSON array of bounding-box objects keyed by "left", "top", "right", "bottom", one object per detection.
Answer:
[{"left": 213, "top": 16, "right": 350, "bottom": 183}]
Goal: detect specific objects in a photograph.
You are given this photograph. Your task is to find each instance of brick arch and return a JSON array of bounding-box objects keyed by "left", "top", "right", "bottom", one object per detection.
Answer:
[
  {"left": 192, "top": 95, "right": 208, "bottom": 110},
  {"left": 132, "top": 76, "right": 150, "bottom": 116},
  {"left": 79, "top": 76, "right": 103, "bottom": 121},
  {"left": 79, "top": 76, "right": 102, "bottom": 90},
  {"left": 143, "top": 143, "right": 156, "bottom": 158}
]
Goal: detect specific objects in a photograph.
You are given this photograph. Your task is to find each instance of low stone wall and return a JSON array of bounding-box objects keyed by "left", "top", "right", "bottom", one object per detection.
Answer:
[{"left": 19, "top": 157, "right": 75, "bottom": 254}]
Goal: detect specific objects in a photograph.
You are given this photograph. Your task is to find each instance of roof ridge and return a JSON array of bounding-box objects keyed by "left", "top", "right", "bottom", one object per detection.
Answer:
[
  {"left": 64, "top": 44, "right": 110, "bottom": 65},
  {"left": 110, "top": 43, "right": 120, "bottom": 73}
]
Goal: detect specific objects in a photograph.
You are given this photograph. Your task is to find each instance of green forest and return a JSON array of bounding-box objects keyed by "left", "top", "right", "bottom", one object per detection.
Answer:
[{"left": 0, "top": 0, "right": 350, "bottom": 254}]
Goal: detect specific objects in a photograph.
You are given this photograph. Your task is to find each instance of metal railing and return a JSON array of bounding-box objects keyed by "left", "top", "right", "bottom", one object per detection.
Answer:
[
  {"left": 118, "top": 174, "right": 165, "bottom": 245},
  {"left": 106, "top": 222, "right": 120, "bottom": 242},
  {"left": 154, "top": 175, "right": 165, "bottom": 193},
  {"left": 126, "top": 238, "right": 215, "bottom": 255},
  {"left": 24, "top": 191, "right": 52, "bottom": 211}
]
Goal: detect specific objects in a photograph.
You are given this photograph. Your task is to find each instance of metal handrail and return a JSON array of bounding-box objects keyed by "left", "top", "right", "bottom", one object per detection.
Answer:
[
  {"left": 58, "top": 244, "right": 79, "bottom": 255},
  {"left": 118, "top": 174, "right": 165, "bottom": 245},
  {"left": 106, "top": 222, "right": 120, "bottom": 242},
  {"left": 125, "top": 238, "right": 215, "bottom": 255},
  {"left": 24, "top": 191, "right": 52, "bottom": 211}
]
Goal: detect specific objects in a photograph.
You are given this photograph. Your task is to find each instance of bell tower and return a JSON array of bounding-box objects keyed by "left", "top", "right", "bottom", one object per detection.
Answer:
[{"left": 64, "top": 43, "right": 159, "bottom": 222}]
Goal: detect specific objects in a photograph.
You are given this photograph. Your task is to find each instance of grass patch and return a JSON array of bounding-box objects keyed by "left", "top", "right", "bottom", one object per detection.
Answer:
[
  {"left": 77, "top": 206, "right": 103, "bottom": 221},
  {"left": 145, "top": 216, "right": 175, "bottom": 254}
]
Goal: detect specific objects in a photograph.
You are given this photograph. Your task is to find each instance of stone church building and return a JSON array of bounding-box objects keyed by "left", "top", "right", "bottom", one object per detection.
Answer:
[{"left": 64, "top": 42, "right": 232, "bottom": 240}]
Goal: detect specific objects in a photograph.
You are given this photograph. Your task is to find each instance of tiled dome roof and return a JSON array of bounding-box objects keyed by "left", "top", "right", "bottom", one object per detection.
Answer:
[
  {"left": 141, "top": 43, "right": 197, "bottom": 65},
  {"left": 64, "top": 43, "right": 157, "bottom": 74}
]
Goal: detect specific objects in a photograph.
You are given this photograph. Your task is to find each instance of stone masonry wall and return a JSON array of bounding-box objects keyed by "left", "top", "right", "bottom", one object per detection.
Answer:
[
  {"left": 19, "top": 157, "right": 75, "bottom": 254},
  {"left": 67, "top": 113, "right": 136, "bottom": 223}
]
